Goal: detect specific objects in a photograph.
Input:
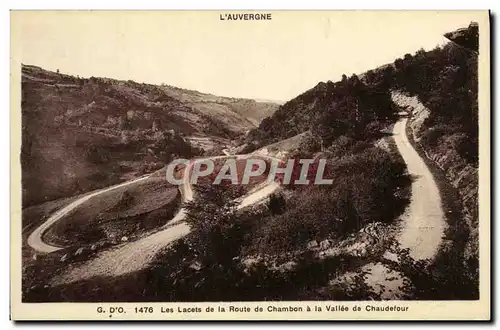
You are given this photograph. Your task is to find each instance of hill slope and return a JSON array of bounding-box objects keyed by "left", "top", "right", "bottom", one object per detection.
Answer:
[
  {"left": 244, "top": 22, "right": 479, "bottom": 299},
  {"left": 21, "top": 65, "right": 278, "bottom": 207}
]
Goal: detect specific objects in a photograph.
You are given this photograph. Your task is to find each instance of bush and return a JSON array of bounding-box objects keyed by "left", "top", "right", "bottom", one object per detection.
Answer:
[
  {"left": 240, "top": 142, "right": 258, "bottom": 154},
  {"left": 365, "top": 120, "right": 385, "bottom": 138},
  {"left": 266, "top": 193, "right": 286, "bottom": 215},
  {"left": 326, "top": 135, "right": 355, "bottom": 157},
  {"left": 420, "top": 124, "right": 454, "bottom": 147},
  {"left": 447, "top": 133, "right": 478, "bottom": 164},
  {"left": 298, "top": 133, "right": 321, "bottom": 153},
  {"left": 254, "top": 147, "right": 410, "bottom": 254}
]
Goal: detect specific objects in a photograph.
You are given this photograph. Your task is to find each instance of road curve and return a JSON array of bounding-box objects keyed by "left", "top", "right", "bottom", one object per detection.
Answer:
[
  {"left": 49, "top": 155, "right": 279, "bottom": 284},
  {"left": 363, "top": 116, "right": 446, "bottom": 299},
  {"left": 27, "top": 175, "right": 151, "bottom": 253},
  {"left": 29, "top": 155, "right": 226, "bottom": 253},
  {"left": 392, "top": 117, "right": 445, "bottom": 260}
]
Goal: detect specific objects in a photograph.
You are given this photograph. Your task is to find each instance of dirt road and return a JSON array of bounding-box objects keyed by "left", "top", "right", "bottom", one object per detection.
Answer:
[
  {"left": 51, "top": 155, "right": 279, "bottom": 284},
  {"left": 392, "top": 117, "right": 445, "bottom": 260},
  {"left": 27, "top": 176, "right": 151, "bottom": 253},
  {"left": 363, "top": 116, "right": 446, "bottom": 299}
]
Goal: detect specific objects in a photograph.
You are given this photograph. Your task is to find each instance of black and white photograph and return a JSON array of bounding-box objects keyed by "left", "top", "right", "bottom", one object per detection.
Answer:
[{"left": 10, "top": 10, "right": 490, "bottom": 320}]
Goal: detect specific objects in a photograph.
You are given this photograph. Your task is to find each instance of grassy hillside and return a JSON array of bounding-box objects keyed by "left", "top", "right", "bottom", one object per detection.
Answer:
[
  {"left": 246, "top": 70, "right": 396, "bottom": 151},
  {"left": 161, "top": 85, "right": 279, "bottom": 127},
  {"left": 21, "top": 65, "right": 278, "bottom": 207},
  {"left": 246, "top": 22, "right": 478, "bottom": 299},
  {"left": 387, "top": 22, "right": 479, "bottom": 296},
  {"left": 247, "top": 22, "right": 479, "bottom": 160}
]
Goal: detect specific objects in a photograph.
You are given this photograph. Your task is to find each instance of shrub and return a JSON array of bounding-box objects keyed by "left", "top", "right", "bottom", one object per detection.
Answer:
[
  {"left": 266, "top": 193, "right": 286, "bottom": 215},
  {"left": 447, "top": 133, "right": 478, "bottom": 164},
  {"left": 298, "top": 133, "right": 321, "bottom": 153},
  {"left": 254, "top": 147, "right": 410, "bottom": 254},
  {"left": 421, "top": 124, "right": 454, "bottom": 147},
  {"left": 365, "top": 120, "right": 385, "bottom": 138},
  {"left": 326, "top": 135, "right": 355, "bottom": 157}
]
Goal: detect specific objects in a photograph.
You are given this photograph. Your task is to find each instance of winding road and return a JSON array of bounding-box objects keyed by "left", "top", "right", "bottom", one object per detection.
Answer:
[
  {"left": 29, "top": 111, "right": 445, "bottom": 288},
  {"left": 392, "top": 117, "right": 445, "bottom": 260},
  {"left": 363, "top": 114, "right": 446, "bottom": 299},
  {"left": 26, "top": 153, "right": 279, "bottom": 284},
  {"left": 27, "top": 175, "right": 151, "bottom": 253}
]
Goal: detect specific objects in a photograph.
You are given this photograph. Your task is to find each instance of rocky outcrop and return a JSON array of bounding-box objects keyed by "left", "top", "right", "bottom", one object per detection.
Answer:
[
  {"left": 391, "top": 92, "right": 478, "bottom": 275},
  {"left": 444, "top": 21, "right": 479, "bottom": 53}
]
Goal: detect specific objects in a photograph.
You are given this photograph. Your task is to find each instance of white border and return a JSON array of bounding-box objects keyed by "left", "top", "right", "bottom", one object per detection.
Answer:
[{"left": 3, "top": 1, "right": 498, "bottom": 329}]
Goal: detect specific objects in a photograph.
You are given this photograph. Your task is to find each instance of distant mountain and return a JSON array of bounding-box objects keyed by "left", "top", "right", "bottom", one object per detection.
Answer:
[
  {"left": 22, "top": 65, "right": 279, "bottom": 142},
  {"left": 159, "top": 85, "right": 279, "bottom": 128},
  {"left": 21, "top": 65, "right": 279, "bottom": 206}
]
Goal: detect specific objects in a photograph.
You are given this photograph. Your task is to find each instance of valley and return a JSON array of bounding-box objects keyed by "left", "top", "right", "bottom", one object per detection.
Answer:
[{"left": 21, "top": 22, "right": 479, "bottom": 303}]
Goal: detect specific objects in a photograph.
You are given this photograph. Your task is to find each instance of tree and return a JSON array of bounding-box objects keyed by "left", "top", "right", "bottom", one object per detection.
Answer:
[
  {"left": 184, "top": 185, "right": 242, "bottom": 265},
  {"left": 267, "top": 193, "right": 286, "bottom": 215},
  {"left": 298, "top": 133, "right": 321, "bottom": 153}
]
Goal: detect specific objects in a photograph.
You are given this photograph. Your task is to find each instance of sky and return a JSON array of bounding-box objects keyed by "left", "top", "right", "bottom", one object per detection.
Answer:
[{"left": 12, "top": 11, "right": 484, "bottom": 102}]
